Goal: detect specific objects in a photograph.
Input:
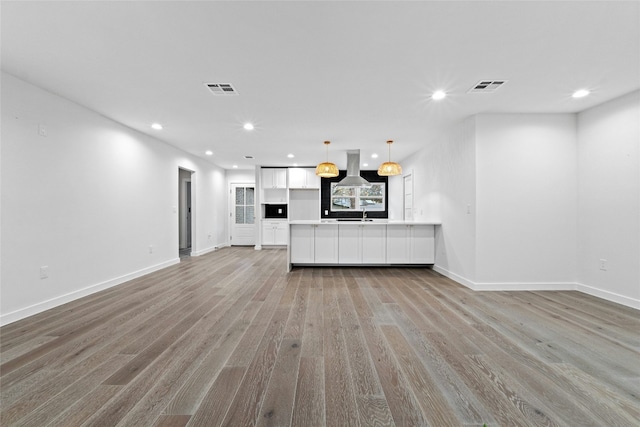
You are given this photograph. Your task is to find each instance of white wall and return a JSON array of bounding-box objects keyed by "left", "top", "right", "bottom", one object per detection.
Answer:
[
  {"left": 412, "top": 93, "right": 639, "bottom": 309},
  {"left": 577, "top": 90, "right": 640, "bottom": 307},
  {"left": 1, "top": 72, "right": 228, "bottom": 324},
  {"left": 475, "top": 114, "right": 578, "bottom": 287},
  {"left": 226, "top": 169, "right": 256, "bottom": 185},
  {"left": 401, "top": 118, "right": 478, "bottom": 285}
]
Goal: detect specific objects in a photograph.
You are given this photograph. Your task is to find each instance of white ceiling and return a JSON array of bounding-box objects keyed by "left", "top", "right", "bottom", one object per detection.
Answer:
[{"left": 2, "top": 1, "right": 639, "bottom": 170}]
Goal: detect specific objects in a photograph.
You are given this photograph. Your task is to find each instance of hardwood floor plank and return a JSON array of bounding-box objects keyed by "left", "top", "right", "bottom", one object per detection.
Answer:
[
  {"left": 283, "top": 279, "right": 307, "bottom": 340},
  {"left": 300, "top": 287, "right": 323, "bottom": 358},
  {"left": 2, "top": 354, "right": 131, "bottom": 426},
  {"left": 323, "top": 284, "right": 360, "bottom": 427},
  {"left": 355, "top": 395, "right": 395, "bottom": 427},
  {"left": 359, "top": 316, "right": 428, "bottom": 426},
  {"left": 102, "top": 294, "right": 225, "bottom": 386},
  {"left": 385, "top": 303, "right": 492, "bottom": 425},
  {"left": 256, "top": 338, "right": 302, "bottom": 427},
  {"left": 187, "top": 366, "right": 246, "bottom": 427},
  {"left": 219, "top": 307, "right": 289, "bottom": 426},
  {"left": 154, "top": 414, "right": 191, "bottom": 427},
  {"left": 164, "top": 301, "right": 262, "bottom": 415},
  {"left": 291, "top": 357, "right": 325, "bottom": 427},
  {"left": 1, "top": 249, "right": 637, "bottom": 426},
  {"left": 380, "top": 324, "right": 462, "bottom": 426},
  {"left": 336, "top": 278, "right": 383, "bottom": 397},
  {"left": 47, "top": 385, "right": 122, "bottom": 427}
]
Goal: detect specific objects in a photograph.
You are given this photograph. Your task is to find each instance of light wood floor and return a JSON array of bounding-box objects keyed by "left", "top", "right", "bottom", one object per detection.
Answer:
[{"left": 1, "top": 247, "right": 639, "bottom": 426}]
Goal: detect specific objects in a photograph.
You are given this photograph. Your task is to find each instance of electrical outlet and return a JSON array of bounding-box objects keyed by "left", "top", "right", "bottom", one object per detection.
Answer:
[
  {"left": 466, "top": 204, "right": 471, "bottom": 214},
  {"left": 40, "top": 266, "right": 49, "bottom": 279},
  {"left": 38, "top": 123, "right": 47, "bottom": 137},
  {"left": 599, "top": 259, "right": 608, "bottom": 271},
  {"left": 149, "top": 245, "right": 153, "bottom": 254}
]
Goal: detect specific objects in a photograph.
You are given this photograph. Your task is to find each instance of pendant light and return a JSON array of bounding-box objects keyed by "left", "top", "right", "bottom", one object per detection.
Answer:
[
  {"left": 315, "top": 141, "right": 339, "bottom": 178},
  {"left": 377, "top": 140, "right": 402, "bottom": 176}
]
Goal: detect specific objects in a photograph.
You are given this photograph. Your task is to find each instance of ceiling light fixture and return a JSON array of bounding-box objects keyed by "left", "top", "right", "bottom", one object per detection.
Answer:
[
  {"left": 572, "top": 89, "right": 590, "bottom": 98},
  {"left": 243, "top": 123, "right": 254, "bottom": 131},
  {"left": 371, "top": 153, "right": 378, "bottom": 159},
  {"left": 232, "top": 165, "right": 238, "bottom": 169},
  {"left": 287, "top": 154, "right": 294, "bottom": 158},
  {"left": 432, "top": 90, "right": 446, "bottom": 100},
  {"left": 378, "top": 140, "right": 402, "bottom": 176},
  {"left": 205, "top": 150, "right": 213, "bottom": 156},
  {"left": 315, "top": 141, "right": 339, "bottom": 178},
  {"left": 151, "top": 123, "right": 163, "bottom": 130}
]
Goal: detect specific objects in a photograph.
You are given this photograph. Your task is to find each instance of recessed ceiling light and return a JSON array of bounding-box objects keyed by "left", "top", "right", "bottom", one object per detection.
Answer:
[
  {"left": 432, "top": 90, "right": 446, "bottom": 100},
  {"left": 205, "top": 150, "right": 213, "bottom": 156},
  {"left": 572, "top": 89, "right": 590, "bottom": 98},
  {"left": 293, "top": 163, "right": 298, "bottom": 166},
  {"left": 287, "top": 154, "right": 294, "bottom": 158},
  {"left": 232, "top": 165, "right": 238, "bottom": 169},
  {"left": 243, "top": 123, "right": 254, "bottom": 131},
  {"left": 371, "top": 153, "right": 378, "bottom": 159},
  {"left": 151, "top": 123, "right": 163, "bottom": 130},
  {"left": 363, "top": 163, "right": 369, "bottom": 167}
]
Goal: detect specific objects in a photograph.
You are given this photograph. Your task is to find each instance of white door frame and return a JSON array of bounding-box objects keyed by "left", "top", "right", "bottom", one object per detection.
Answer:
[
  {"left": 179, "top": 168, "right": 195, "bottom": 254},
  {"left": 403, "top": 170, "right": 413, "bottom": 221}
]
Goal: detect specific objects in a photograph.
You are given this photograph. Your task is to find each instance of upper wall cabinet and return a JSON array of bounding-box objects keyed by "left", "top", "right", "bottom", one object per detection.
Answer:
[
  {"left": 261, "top": 168, "right": 287, "bottom": 189},
  {"left": 288, "top": 167, "right": 320, "bottom": 189}
]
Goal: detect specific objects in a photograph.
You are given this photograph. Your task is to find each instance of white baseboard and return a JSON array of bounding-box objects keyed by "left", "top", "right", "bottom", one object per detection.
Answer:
[
  {"left": 192, "top": 243, "right": 230, "bottom": 256},
  {"left": 433, "top": 264, "right": 639, "bottom": 310},
  {"left": 576, "top": 282, "right": 640, "bottom": 309},
  {"left": 434, "top": 265, "right": 574, "bottom": 291},
  {"left": 191, "top": 246, "right": 215, "bottom": 257},
  {"left": 0, "top": 258, "right": 180, "bottom": 326}
]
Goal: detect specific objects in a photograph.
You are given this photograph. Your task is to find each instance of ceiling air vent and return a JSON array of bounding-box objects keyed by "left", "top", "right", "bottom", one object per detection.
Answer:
[
  {"left": 244, "top": 155, "right": 254, "bottom": 159},
  {"left": 205, "top": 83, "right": 238, "bottom": 96},
  {"left": 468, "top": 80, "right": 507, "bottom": 93}
]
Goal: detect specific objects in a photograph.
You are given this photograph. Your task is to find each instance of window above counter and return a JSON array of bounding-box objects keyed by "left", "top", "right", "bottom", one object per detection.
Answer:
[{"left": 320, "top": 170, "right": 388, "bottom": 220}]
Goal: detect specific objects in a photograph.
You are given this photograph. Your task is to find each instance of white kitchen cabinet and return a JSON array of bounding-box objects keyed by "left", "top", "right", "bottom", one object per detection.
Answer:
[
  {"left": 262, "top": 220, "right": 288, "bottom": 245},
  {"left": 314, "top": 224, "right": 339, "bottom": 263},
  {"left": 339, "top": 224, "right": 386, "bottom": 264},
  {"left": 290, "top": 222, "right": 436, "bottom": 268},
  {"left": 261, "top": 168, "right": 287, "bottom": 189},
  {"left": 361, "top": 225, "right": 387, "bottom": 263},
  {"left": 288, "top": 167, "right": 320, "bottom": 189},
  {"left": 386, "top": 224, "right": 434, "bottom": 264},
  {"left": 409, "top": 224, "right": 435, "bottom": 264},
  {"left": 290, "top": 225, "right": 315, "bottom": 263}
]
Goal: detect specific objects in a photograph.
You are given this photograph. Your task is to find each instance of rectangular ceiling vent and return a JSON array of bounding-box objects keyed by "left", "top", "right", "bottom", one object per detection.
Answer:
[
  {"left": 244, "top": 155, "right": 254, "bottom": 159},
  {"left": 468, "top": 80, "right": 507, "bottom": 93},
  {"left": 205, "top": 83, "right": 238, "bottom": 96}
]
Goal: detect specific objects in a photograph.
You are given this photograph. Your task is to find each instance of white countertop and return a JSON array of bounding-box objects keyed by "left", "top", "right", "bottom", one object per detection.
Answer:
[{"left": 289, "top": 219, "right": 441, "bottom": 225}]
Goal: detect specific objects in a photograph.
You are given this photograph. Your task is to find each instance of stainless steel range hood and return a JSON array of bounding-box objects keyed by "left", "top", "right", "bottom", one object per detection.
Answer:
[{"left": 336, "top": 150, "right": 371, "bottom": 187}]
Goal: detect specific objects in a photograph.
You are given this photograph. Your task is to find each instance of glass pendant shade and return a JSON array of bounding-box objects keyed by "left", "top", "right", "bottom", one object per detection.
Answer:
[
  {"left": 377, "top": 140, "right": 402, "bottom": 176},
  {"left": 316, "top": 141, "right": 339, "bottom": 178}
]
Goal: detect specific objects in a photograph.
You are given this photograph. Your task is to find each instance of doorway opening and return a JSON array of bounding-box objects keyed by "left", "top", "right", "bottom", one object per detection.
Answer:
[{"left": 179, "top": 168, "right": 194, "bottom": 258}]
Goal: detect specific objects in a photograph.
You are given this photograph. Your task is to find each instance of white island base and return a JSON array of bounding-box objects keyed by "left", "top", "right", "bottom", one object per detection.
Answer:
[{"left": 287, "top": 221, "right": 439, "bottom": 271}]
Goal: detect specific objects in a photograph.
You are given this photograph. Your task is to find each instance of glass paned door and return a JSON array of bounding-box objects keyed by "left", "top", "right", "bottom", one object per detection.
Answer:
[
  {"left": 235, "top": 187, "right": 255, "bottom": 224},
  {"left": 231, "top": 184, "right": 256, "bottom": 245}
]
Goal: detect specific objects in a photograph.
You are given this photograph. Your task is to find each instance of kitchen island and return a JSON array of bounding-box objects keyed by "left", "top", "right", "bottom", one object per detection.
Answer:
[{"left": 287, "top": 220, "right": 440, "bottom": 271}]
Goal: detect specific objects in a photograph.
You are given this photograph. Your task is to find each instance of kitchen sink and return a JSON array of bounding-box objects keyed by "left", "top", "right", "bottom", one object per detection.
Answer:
[{"left": 336, "top": 218, "right": 374, "bottom": 221}]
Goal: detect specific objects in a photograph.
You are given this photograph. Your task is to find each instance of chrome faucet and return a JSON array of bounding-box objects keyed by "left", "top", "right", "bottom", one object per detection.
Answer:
[{"left": 362, "top": 208, "right": 367, "bottom": 221}]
